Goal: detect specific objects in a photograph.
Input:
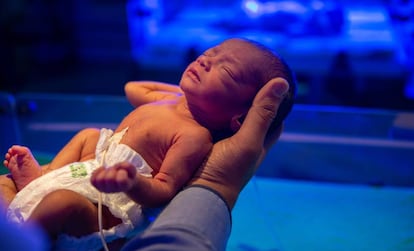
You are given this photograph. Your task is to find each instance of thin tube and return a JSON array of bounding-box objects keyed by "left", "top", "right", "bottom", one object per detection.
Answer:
[{"left": 98, "top": 192, "right": 109, "bottom": 251}]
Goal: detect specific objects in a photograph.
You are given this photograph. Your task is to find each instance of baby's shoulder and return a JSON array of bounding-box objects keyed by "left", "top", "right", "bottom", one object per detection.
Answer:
[{"left": 177, "top": 123, "right": 212, "bottom": 142}]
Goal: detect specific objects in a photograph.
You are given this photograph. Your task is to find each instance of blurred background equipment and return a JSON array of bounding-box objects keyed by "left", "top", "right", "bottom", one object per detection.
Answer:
[{"left": 0, "top": 0, "right": 413, "bottom": 110}]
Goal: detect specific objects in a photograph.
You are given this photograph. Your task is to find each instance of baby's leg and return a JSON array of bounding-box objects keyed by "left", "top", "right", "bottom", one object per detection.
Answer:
[
  {"left": 29, "top": 189, "right": 121, "bottom": 240},
  {"left": 43, "top": 128, "right": 100, "bottom": 174},
  {"left": 4, "top": 145, "right": 42, "bottom": 191},
  {"left": 0, "top": 174, "right": 17, "bottom": 208}
]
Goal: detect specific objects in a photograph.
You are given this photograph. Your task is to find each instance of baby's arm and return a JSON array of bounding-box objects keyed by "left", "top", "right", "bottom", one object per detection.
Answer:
[
  {"left": 91, "top": 128, "right": 212, "bottom": 207},
  {"left": 136, "top": 130, "right": 212, "bottom": 206},
  {"left": 125, "top": 81, "right": 183, "bottom": 107}
]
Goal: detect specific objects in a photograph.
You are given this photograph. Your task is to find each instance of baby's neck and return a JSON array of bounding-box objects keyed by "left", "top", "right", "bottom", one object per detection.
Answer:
[
  {"left": 174, "top": 97, "right": 234, "bottom": 140},
  {"left": 174, "top": 97, "right": 197, "bottom": 119}
]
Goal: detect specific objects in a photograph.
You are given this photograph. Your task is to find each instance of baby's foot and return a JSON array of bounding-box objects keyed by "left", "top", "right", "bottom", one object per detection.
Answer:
[{"left": 3, "top": 145, "right": 42, "bottom": 191}]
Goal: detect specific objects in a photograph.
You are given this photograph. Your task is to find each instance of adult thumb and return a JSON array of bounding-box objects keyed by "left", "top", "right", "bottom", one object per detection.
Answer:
[{"left": 237, "top": 77, "right": 289, "bottom": 147}]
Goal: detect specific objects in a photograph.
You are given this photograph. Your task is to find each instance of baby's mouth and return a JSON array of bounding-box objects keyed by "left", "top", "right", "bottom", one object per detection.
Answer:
[{"left": 187, "top": 67, "right": 201, "bottom": 83}]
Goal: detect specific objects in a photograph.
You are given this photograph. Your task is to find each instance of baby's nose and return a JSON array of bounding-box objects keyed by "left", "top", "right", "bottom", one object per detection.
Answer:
[{"left": 197, "top": 56, "right": 211, "bottom": 71}]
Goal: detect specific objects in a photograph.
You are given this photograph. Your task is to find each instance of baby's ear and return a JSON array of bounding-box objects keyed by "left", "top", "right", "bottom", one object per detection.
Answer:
[{"left": 230, "top": 113, "right": 246, "bottom": 132}]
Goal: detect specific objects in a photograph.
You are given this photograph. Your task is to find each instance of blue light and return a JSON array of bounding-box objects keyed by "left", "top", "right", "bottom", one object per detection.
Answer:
[{"left": 243, "top": 0, "right": 260, "bottom": 15}]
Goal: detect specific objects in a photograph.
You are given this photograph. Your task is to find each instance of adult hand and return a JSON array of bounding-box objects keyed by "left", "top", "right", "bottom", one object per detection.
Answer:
[{"left": 189, "top": 77, "right": 289, "bottom": 209}]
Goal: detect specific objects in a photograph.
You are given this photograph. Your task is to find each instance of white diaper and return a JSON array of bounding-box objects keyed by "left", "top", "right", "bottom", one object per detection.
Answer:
[{"left": 7, "top": 128, "right": 154, "bottom": 251}]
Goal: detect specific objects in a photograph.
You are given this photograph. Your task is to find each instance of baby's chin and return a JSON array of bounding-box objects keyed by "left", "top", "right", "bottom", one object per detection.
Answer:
[{"left": 178, "top": 77, "right": 197, "bottom": 95}]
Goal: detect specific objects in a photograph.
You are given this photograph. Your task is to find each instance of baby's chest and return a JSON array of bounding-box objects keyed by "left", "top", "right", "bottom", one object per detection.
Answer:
[
  {"left": 120, "top": 105, "right": 192, "bottom": 147},
  {"left": 122, "top": 118, "right": 174, "bottom": 149},
  {"left": 120, "top": 112, "right": 179, "bottom": 150}
]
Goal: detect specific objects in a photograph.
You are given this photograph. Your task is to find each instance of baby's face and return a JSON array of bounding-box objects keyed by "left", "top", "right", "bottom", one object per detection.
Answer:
[{"left": 180, "top": 39, "right": 263, "bottom": 130}]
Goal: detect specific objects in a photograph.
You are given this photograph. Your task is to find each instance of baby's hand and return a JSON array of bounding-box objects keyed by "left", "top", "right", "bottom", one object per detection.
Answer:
[{"left": 91, "top": 161, "right": 137, "bottom": 193}]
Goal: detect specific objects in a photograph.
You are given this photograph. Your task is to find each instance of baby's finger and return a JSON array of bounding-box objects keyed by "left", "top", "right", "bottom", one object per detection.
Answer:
[
  {"left": 91, "top": 167, "right": 105, "bottom": 187},
  {"left": 115, "top": 161, "right": 137, "bottom": 179},
  {"left": 101, "top": 167, "right": 119, "bottom": 191},
  {"left": 115, "top": 169, "right": 131, "bottom": 191}
]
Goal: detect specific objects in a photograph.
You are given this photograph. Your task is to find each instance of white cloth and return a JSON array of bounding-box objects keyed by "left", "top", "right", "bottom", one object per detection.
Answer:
[{"left": 7, "top": 128, "right": 153, "bottom": 251}]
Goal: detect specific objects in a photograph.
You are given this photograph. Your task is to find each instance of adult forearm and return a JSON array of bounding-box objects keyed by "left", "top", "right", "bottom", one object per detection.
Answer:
[{"left": 121, "top": 186, "right": 231, "bottom": 251}]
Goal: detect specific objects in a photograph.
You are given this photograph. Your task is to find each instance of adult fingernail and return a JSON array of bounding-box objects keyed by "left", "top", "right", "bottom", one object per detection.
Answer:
[{"left": 273, "top": 81, "right": 289, "bottom": 97}]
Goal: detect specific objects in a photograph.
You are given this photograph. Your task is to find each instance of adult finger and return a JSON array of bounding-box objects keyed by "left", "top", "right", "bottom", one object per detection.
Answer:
[{"left": 237, "top": 77, "right": 289, "bottom": 147}]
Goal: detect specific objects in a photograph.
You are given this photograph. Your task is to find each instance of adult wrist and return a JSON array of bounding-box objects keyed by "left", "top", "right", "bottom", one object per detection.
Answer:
[{"left": 188, "top": 179, "right": 238, "bottom": 210}]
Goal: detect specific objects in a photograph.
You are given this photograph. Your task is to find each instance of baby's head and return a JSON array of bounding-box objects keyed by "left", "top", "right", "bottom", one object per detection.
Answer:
[
  {"left": 240, "top": 39, "right": 296, "bottom": 133},
  {"left": 180, "top": 38, "right": 296, "bottom": 139}
]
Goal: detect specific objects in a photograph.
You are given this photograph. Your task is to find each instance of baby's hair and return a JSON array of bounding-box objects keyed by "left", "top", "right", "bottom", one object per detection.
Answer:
[{"left": 243, "top": 38, "right": 297, "bottom": 133}]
